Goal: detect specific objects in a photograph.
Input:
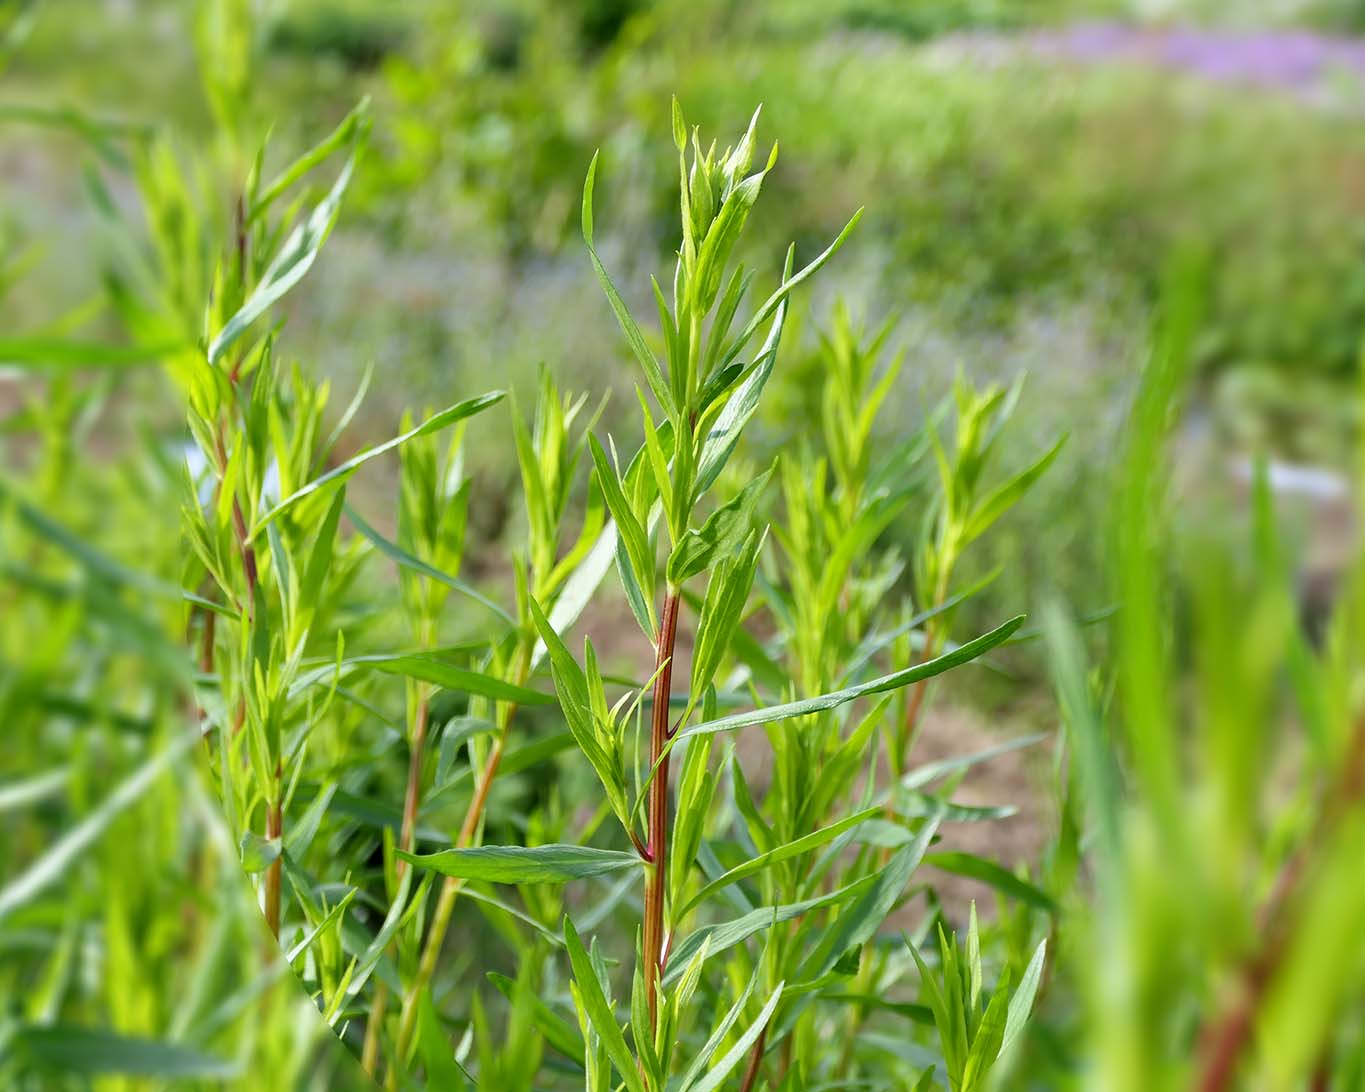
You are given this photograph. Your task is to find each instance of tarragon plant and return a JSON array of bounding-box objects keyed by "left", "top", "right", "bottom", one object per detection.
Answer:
[{"left": 388, "top": 100, "right": 1044, "bottom": 1090}]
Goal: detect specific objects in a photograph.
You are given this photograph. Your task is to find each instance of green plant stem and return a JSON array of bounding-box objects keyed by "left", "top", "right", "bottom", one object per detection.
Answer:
[
  {"left": 360, "top": 982, "right": 387, "bottom": 1076},
  {"left": 362, "top": 682, "right": 431, "bottom": 1078},
  {"left": 643, "top": 589, "right": 681, "bottom": 1028},
  {"left": 389, "top": 641, "right": 533, "bottom": 1080}
]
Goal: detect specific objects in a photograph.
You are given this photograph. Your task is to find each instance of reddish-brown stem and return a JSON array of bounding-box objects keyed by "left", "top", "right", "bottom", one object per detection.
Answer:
[
  {"left": 391, "top": 638, "right": 534, "bottom": 1080},
  {"left": 1310, "top": 1052, "right": 1332, "bottom": 1092},
  {"left": 643, "top": 591, "right": 681, "bottom": 1028},
  {"left": 897, "top": 615, "right": 939, "bottom": 775},
  {"left": 738, "top": 1020, "right": 770, "bottom": 1092},
  {"left": 387, "top": 732, "right": 508, "bottom": 1082},
  {"left": 1194, "top": 719, "right": 1365, "bottom": 1091},
  {"left": 363, "top": 687, "right": 432, "bottom": 1077},
  {"left": 397, "top": 693, "right": 431, "bottom": 874},
  {"left": 263, "top": 773, "right": 283, "bottom": 939}
]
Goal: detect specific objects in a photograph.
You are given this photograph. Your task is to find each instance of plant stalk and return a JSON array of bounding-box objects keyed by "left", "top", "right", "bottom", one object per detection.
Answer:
[
  {"left": 738, "top": 1020, "right": 770, "bottom": 1092},
  {"left": 389, "top": 641, "right": 533, "bottom": 1078},
  {"left": 643, "top": 589, "right": 681, "bottom": 1027},
  {"left": 896, "top": 567, "right": 951, "bottom": 776},
  {"left": 1194, "top": 717, "right": 1365, "bottom": 1091},
  {"left": 398, "top": 689, "right": 431, "bottom": 866},
  {"left": 363, "top": 683, "right": 431, "bottom": 1077},
  {"left": 263, "top": 770, "right": 282, "bottom": 938}
]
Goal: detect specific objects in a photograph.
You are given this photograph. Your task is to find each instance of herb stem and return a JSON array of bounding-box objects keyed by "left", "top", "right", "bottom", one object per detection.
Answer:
[
  {"left": 643, "top": 589, "right": 681, "bottom": 1027},
  {"left": 897, "top": 566, "right": 952, "bottom": 774},
  {"left": 390, "top": 639, "right": 533, "bottom": 1077},
  {"left": 263, "top": 771, "right": 282, "bottom": 938},
  {"left": 738, "top": 1019, "right": 769, "bottom": 1092},
  {"left": 1194, "top": 717, "right": 1365, "bottom": 1091},
  {"left": 363, "top": 680, "right": 432, "bottom": 1078},
  {"left": 398, "top": 687, "right": 432, "bottom": 867}
]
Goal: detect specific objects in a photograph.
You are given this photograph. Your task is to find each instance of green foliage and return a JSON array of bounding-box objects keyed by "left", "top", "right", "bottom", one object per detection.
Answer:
[{"left": 10, "top": 3, "right": 1365, "bottom": 1089}]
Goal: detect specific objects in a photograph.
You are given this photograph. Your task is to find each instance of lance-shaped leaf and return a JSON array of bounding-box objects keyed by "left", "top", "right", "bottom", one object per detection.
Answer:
[
  {"left": 10, "top": 1026, "right": 237, "bottom": 1080},
  {"left": 684, "top": 982, "right": 784, "bottom": 1092},
  {"left": 718, "top": 207, "right": 863, "bottom": 375},
  {"left": 0, "top": 337, "right": 188, "bottom": 369},
  {"left": 582, "top": 152, "right": 675, "bottom": 417},
  {"left": 962, "top": 434, "right": 1067, "bottom": 546},
  {"left": 678, "top": 806, "right": 880, "bottom": 919},
  {"left": 288, "top": 652, "right": 551, "bottom": 706},
  {"left": 666, "top": 871, "right": 878, "bottom": 986},
  {"left": 667, "top": 464, "right": 772, "bottom": 585},
  {"left": 209, "top": 149, "right": 359, "bottom": 366},
  {"left": 529, "top": 598, "right": 633, "bottom": 831},
  {"left": 687, "top": 529, "right": 765, "bottom": 715},
  {"left": 532, "top": 520, "right": 618, "bottom": 670},
  {"left": 346, "top": 503, "right": 514, "bottom": 625},
  {"left": 798, "top": 811, "right": 942, "bottom": 982},
  {"left": 564, "top": 918, "right": 646, "bottom": 1092},
  {"left": 249, "top": 96, "right": 370, "bottom": 222},
  {"left": 694, "top": 251, "right": 791, "bottom": 495},
  {"left": 588, "top": 434, "right": 655, "bottom": 635},
  {"left": 253, "top": 391, "right": 504, "bottom": 534},
  {"left": 1001, "top": 938, "right": 1047, "bottom": 1060},
  {"left": 398, "top": 844, "right": 642, "bottom": 885},
  {"left": 924, "top": 852, "right": 1058, "bottom": 914},
  {"left": 674, "top": 615, "right": 1025, "bottom": 744}
]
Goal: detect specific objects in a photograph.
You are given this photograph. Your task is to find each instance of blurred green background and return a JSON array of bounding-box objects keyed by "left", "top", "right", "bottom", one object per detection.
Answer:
[{"left": 4, "top": 0, "right": 1363, "bottom": 1086}]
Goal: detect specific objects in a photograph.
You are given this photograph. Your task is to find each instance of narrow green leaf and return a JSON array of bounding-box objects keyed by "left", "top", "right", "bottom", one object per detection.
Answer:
[
  {"left": 253, "top": 392, "right": 504, "bottom": 533},
  {"left": 962, "top": 970, "right": 1012, "bottom": 1090},
  {"left": 721, "top": 208, "right": 863, "bottom": 372},
  {"left": 0, "top": 732, "right": 194, "bottom": 922},
  {"left": 533, "top": 521, "right": 618, "bottom": 670},
  {"left": 12, "top": 1026, "right": 236, "bottom": 1079},
  {"left": 675, "top": 971, "right": 757, "bottom": 1091},
  {"left": 680, "top": 807, "right": 880, "bottom": 919},
  {"left": 1000, "top": 938, "right": 1047, "bottom": 1059},
  {"left": 588, "top": 434, "right": 655, "bottom": 634},
  {"left": 582, "top": 153, "right": 675, "bottom": 416},
  {"left": 366, "top": 655, "right": 552, "bottom": 705},
  {"left": 676, "top": 616, "right": 1025, "bottom": 742},
  {"left": 289, "top": 652, "right": 551, "bottom": 706},
  {"left": 399, "top": 844, "right": 642, "bottom": 885},
  {"left": 209, "top": 151, "right": 358, "bottom": 365},
  {"left": 685, "top": 982, "right": 784, "bottom": 1092},
  {"left": 0, "top": 768, "right": 69, "bottom": 812},
  {"left": 298, "top": 485, "right": 345, "bottom": 612},
  {"left": 667, "top": 465, "right": 772, "bottom": 584},
  {"left": 798, "top": 813, "right": 943, "bottom": 982},
  {"left": 249, "top": 97, "right": 370, "bottom": 221},
  {"left": 694, "top": 251, "right": 791, "bottom": 494},
  {"left": 346, "top": 503, "right": 514, "bottom": 625},
  {"left": 896, "top": 734, "right": 1048, "bottom": 794},
  {"left": 963, "top": 435, "right": 1067, "bottom": 544},
  {"left": 284, "top": 783, "right": 336, "bottom": 859},
  {"left": 488, "top": 973, "right": 585, "bottom": 1063},
  {"left": 666, "top": 872, "right": 877, "bottom": 986},
  {"left": 924, "top": 853, "right": 1058, "bottom": 913},
  {"left": 0, "top": 337, "right": 186, "bottom": 369},
  {"left": 564, "top": 918, "right": 646, "bottom": 1092}
]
